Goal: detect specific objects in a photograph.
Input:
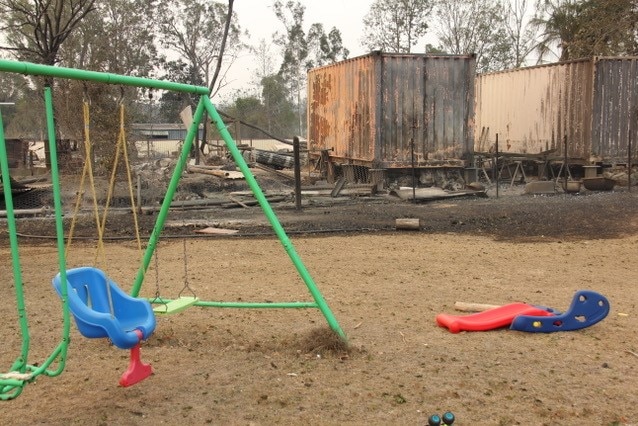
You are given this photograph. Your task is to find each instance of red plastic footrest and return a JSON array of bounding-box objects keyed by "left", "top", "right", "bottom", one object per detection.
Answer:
[{"left": 119, "top": 330, "right": 153, "bottom": 387}]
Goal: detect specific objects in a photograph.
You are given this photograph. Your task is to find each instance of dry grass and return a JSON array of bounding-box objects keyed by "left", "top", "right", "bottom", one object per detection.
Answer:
[{"left": 297, "top": 326, "right": 350, "bottom": 356}]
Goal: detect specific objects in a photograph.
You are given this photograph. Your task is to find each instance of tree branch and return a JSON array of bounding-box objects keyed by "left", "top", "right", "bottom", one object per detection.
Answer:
[{"left": 208, "top": 0, "right": 234, "bottom": 95}]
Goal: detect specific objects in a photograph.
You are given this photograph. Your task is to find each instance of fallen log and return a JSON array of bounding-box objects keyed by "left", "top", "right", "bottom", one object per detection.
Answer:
[
  {"left": 170, "top": 198, "right": 227, "bottom": 208},
  {"left": 187, "top": 165, "right": 244, "bottom": 179},
  {"left": 0, "top": 206, "right": 51, "bottom": 217},
  {"left": 221, "top": 195, "right": 288, "bottom": 208},
  {"left": 229, "top": 190, "right": 291, "bottom": 197},
  {"left": 300, "top": 186, "right": 375, "bottom": 197},
  {"left": 391, "top": 187, "right": 486, "bottom": 201},
  {"left": 395, "top": 218, "right": 420, "bottom": 230}
]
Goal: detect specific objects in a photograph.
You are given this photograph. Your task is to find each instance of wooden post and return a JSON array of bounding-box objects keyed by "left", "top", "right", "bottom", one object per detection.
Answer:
[
  {"left": 495, "top": 133, "right": 499, "bottom": 198},
  {"left": 293, "top": 136, "right": 302, "bottom": 210},
  {"left": 395, "top": 218, "right": 420, "bottom": 230}
]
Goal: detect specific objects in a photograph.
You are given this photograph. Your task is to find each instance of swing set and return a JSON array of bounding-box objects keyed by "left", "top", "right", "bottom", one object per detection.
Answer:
[{"left": 0, "top": 59, "right": 346, "bottom": 401}]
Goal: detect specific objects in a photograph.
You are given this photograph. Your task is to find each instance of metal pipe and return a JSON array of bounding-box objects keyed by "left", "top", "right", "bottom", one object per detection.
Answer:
[
  {"left": 0, "top": 91, "right": 29, "bottom": 400},
  {"left": 0, "top": 59, "right": 209, "bottom": 95},
  {"left": 150, "top": 298, "right": 319, "bottom": 309},
  {"left": 43, "top": 86, "right": 71, "bottom": 377}
]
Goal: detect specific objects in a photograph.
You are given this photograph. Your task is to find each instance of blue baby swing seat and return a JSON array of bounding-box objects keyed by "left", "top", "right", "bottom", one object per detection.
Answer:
[
  {"left": 52, "top": 267, "right": 155, "bottom": 348},
  {"left": 52, "top": 267, "right": 156, "bottom": 386}
]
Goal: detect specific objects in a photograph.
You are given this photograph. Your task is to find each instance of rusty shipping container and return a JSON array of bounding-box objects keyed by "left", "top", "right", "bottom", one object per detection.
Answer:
[
  {"left": 307, "top": 52, "right": 476, "bottom": 169},
  {"left": 475, "top": 57, "right": 638, "bottom": 163}
]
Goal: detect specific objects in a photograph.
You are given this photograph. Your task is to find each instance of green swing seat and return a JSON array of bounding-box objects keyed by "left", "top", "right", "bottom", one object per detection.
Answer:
[{"left": 153, "top": 296, "right": 199, "bottom": 314}]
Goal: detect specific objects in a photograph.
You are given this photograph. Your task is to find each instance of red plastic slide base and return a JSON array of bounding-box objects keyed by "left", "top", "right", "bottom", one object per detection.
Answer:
[
  {"left": 436, "top": 303, "right": 555, "bottom": 333},
  {"left": 119, "top": 330, "right": 153, "bottom": 387}
]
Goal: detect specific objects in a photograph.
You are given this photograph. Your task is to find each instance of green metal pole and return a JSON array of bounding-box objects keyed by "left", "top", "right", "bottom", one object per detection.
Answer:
[
  {"left": 202, "top": 96, "right": 346, "bottom": 341},
  {"left": 0, "top": 59, "right": 209, "bottom": 95},
  {"left": 0, "top": 97, "right": 29, "bottom": 400},
  {"left": 151, "top": 298, "right": 319, "bottom": 309},
  {"left": 131, "top": 97, "right": 208, "bottom": 297},
  {"left": 42, "top": 86, "right": 70, "bottom": 376}
]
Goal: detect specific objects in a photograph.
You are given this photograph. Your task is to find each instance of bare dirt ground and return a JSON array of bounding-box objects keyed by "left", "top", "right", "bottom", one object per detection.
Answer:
[{"left": 2, "top": 174, "right": 638, "bottom": 425}]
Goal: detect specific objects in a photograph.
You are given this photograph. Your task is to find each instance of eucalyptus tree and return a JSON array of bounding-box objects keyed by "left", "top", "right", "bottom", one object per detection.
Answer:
[
  {"left": 52, "top": 0, "right": 162, "bottom": 170},
  {"left": 272, "top": 0, "right": 348, "bottom": 135},
  {"left": 532, "top": 0, "right": 638, "bottom": 62},
  {"left": 250, "top": 39, "right": 277, "bottom": 92},
  {"left": 504, "top": 0, "right": 538, "bottom": 68},
  {"left": 260, "top": 74, "right": 296, "bottom": 137},
  {"left": 434, "top": 0, "right": 512, "bottom": 73},
  {"left": 306, "top": 23, "right": 349, "bottom": 68},
  {"left": 62, "top": 0, "right": 159, "bottom": 76},
  {"left": 361, "top": 0, "right": 434, "bottom": 53},
  {"left": 157, "top": 0, "right": 245, "bottom": 98},
  {"left": 0, "top": 0, "right": 96, "bottom": 67},
  {"left": 0, "top": 72, "right": 41, "bottom": 139},
  {"left": 0, "top": 0, "right": 97, "bottom": 167}
]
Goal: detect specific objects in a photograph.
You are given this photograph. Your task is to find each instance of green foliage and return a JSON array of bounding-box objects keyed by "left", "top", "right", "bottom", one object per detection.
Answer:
[
  {"left": 157, "top": 59, "right": 205, "bottom": 122},
  {"left": 272, "top": 0, "right": 348, "bottom": 135},
  {"left": 532, "top": 0, "right": 588, "bottom": 61},
  {"left": 361, "top": 0, "right": 434, "bottom": 53},
  {"left": 216, "top": 74, "right": 296, "bottom": 141},
  {"left": 533, "top": 0, "right": 638, "bottom": 62},
  {"left": 157, "top": 0, "right": 245, "bottom": 95},
  {"left": 260, "top": 74, "right": 296, "bottom": 137},
  {"left": 273, "top": 0, "right": 308, "bottom": 84},
  {"left": 434, "top": 0, "right": 513, "bottom": 73},
  {"left": 0, "top": 73, "right": 41, "bottom": 139},
  {"left": 306, "top": 23, "right": 350, "bottom": 69},
  {"left": 62, "top": 0, "right": 160, "bottom": 77},
  {"left": 424, "top": 44, "right": 447, "bottom": 54}
]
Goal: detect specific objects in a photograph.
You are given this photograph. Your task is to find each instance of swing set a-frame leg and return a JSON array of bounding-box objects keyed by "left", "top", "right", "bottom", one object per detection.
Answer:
[{"left": 130, "top": 95, "right": 347, "bottom": 342}]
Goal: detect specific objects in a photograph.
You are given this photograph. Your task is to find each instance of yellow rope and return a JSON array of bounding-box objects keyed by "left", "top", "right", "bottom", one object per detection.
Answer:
[
  {"left": 68, "top": 99, "right": 143, "bottom": 268},
  {"left": 98, "top": 103, "right": 143, "bottom": 261},
  {"left": 66, "top": 100, "right": 106, "bottom": 264},
  {"left": 119, "top": 104, "right": 143, "bottom": 255}
]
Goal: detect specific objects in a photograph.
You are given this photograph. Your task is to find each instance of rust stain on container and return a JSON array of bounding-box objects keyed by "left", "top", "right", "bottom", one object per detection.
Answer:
[{"left": 308, "top": 52, "right": 476, "bottom": 168}]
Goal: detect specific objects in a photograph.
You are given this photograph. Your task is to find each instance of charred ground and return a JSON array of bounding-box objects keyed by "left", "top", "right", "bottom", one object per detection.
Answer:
[{"left": 6, "top": 169, "right": 638, "bottom": 243}]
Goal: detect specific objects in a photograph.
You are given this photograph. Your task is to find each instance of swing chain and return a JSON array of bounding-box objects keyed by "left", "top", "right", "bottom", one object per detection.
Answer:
[
  {"left": 153, "top": 247, "right": 160, "bottom": 300},
  {"left": 178, "top": 238, "right": 197, "bottom": 298}
]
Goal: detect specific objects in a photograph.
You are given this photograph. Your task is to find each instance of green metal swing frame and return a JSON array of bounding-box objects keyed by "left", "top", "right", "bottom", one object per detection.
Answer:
[
  {"left": 0, "top": 59, "right": 345, "bottom": 400},
  {"left": 0, "top": 86, "right": 69, "bottom": 401}
]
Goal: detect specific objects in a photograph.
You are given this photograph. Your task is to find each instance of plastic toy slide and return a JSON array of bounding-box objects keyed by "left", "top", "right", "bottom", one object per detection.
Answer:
[
  {"left": 510, "top": 289, "right": 609, "bottom": 332},
  {"left": 436, "top": 302, "right": 555, "bottom": 333}
]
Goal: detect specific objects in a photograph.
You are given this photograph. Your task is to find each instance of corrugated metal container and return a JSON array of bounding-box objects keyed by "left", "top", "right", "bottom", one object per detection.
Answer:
[
  {"left": 307, "top": 52, "right": 476, "bottom": 168},
  {"left": 475, "top": 57, "right": 638, "bottom": 163},
  {"left": 592, "top": 57, "right": 638, "bottom": 161}
]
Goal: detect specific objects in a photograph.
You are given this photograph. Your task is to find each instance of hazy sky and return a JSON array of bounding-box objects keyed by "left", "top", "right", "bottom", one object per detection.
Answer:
[
  {"left": 220, "top": 1, "right": 540, "bottom": 100},
  {"left": 218, "top": 1, "right": 375, "bottom": 100}
]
